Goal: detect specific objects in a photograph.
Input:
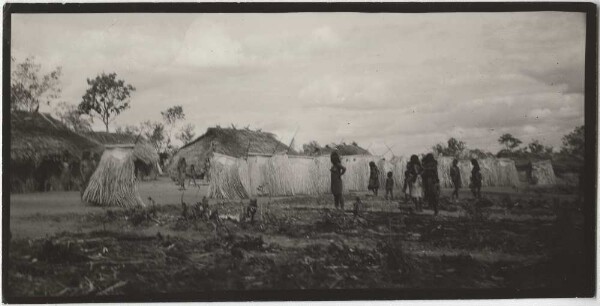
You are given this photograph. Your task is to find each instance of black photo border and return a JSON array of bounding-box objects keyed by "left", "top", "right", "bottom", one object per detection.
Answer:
[{"left": 2, "top": 2, "right": 598, "bottom": 303}]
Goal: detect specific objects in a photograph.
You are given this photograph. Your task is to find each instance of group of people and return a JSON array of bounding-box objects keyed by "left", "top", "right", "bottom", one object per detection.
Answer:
[
  {"left": 401, "top": 154, "right": 441, "bottom": 214},
  {"left": 330, "top": 152, "right": 483, "bottom": 216}
]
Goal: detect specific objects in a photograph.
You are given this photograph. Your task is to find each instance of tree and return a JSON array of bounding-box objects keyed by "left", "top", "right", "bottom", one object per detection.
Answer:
[
  {"left": 498, "top": 133, "right": 522, "bottom": 152},
  {"left": 54, "top": 101, "right": 92, "bottom": 132},
  {"left": 561, "top": 126, "right": 584, "bottom": 158},
  {"left": 527, "top": 140, "right": 543, "bottom": 155},
  {"left": 78, "top": 72, "right": 135, "bottom": 132},
  {"left": 115, "top": 124, "right": 140, "bottom": 137},
  {"left": 525, "top": 139, "right": 554, "bottom": 158},
  {"left": 139, "top": 121, "right": 165, "bottom": 153},
  {"left": 302, "top": 141, "right": 322, "bottom": 156},
  {"left": 176, "top": 123, "right": 196, "bottom": 145},
  {"left": 432, "top": 137, "right": 466, "bottom": 157},
  {"left": 11, "top": 57, "right": 62, "bottom": 112},
  {"left": 161, "top": 105, "right": 185, "bottom": 148}
]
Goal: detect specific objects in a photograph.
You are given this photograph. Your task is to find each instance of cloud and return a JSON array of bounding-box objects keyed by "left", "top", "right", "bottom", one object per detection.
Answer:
[
  {"left": 11, "top": 12, "right": 586, "bottom": 155},
  {"left": 174, "top": 21, "right": 248, "bottom": 67}
]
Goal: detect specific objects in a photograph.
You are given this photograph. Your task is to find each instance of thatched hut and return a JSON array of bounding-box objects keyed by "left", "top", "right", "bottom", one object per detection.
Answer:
[
  {"left": 83, "top": 131, "right": 161, "bottom": 180},
  {"left": 10, "top": 111, "right": 101, "bottom": 192},
  {"left": 531, "top": 160, "right": 557, "bottom": 185},
  {"left": 513, "top": 158, "right": 557, "bottom": 185},
  {"left": 168, "top": 127, "right": 296, "bottom": 179},
  {"left": 83, "top": 144, "right": 145, "bottom": 208}
]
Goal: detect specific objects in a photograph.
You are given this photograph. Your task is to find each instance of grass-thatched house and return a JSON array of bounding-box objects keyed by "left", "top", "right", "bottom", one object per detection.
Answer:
[
  {"left": 512, "top": 158, "right": 557, "bottom": 186},
  {"left": 83, "top": 144, "right": 147, "bottom": 208},
  {"left": 168, "top": 127, "right": 295, "bottom": 178},
  {"left": 82, "top": 131, "right": 161, "bottom": 180},
  {"left": 10, "top": 111, "right": 102, "bottom": 192}
]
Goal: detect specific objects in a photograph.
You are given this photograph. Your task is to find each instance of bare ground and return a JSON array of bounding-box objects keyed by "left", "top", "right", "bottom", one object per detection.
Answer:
[{"left": 6, "top": 178, "right": 587, "bottom": 298}]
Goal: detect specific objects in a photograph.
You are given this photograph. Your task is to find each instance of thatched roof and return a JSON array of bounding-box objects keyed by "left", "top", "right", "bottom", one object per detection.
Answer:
[
  {"left": 170, "top": 127, "right": 295, "bottom": 173},
  {"left": 10, "top": 111, "right": 101, "bottom": 164},
  {"left": 317, "top": 143, "right": 371, "bottom": 156},
  {"left": 82, "top": 131, "right": 159, "bottom": 165}
]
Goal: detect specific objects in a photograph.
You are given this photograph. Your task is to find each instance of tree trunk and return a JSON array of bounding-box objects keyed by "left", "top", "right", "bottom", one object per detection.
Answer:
[{"left": 105, "top": 122, "right": 109, "bottom": 133}]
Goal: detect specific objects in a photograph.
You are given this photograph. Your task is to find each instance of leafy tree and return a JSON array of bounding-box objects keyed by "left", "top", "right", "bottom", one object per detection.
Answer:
[
  {"left": 78, "top": 72, "right": 135, "bottom": 132},
  {"left": 468, "top": 148, "right": 494, "bottom": 159},
  {"left": 561, "top": 125, "right": 584, "bottom": 158},
  {"left": 527, "top": 139, "right": 553, "bottom": 156},
  {"left": 115, "top": 124, "right": 140, "bottom": 137},
  {"left": 54, "top": 101, "right": 91, "bottom": 132},
  {"left": 176, "top": 123, "right": 196, "bottom": 145},
  {"left": 498, "top": 133, "right": 522, "bottom": 152},
  {"left": 139, "top": 121, "right": 165, "bottom": 153},
  {"left": 432, "top": 137, "right": 466, "bottom": 156},
  {"left": 527, "top": 140, "right": 544, "bottom": 155},
  {"left": 161, "top": 105, "right": 185, "bottom": 148},
  {"left": 302, "top": 141, "right": 322, "bottom": 156},
  {"left": 11, "top": 57, "right": 62, "bottom": 112}
]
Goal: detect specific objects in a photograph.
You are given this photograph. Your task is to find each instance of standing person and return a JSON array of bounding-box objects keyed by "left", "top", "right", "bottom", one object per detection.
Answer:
[
  {"left": 79, "top": 151, "right": 94, "bottom": 199},
  {"left": 368, "top": 161, "right": 380, "bottom": 196},
  {"left": 60, "top": 153, "right": 72, "bottom": 191},
  {"left": 177, "top": 157, "right": 188, "bottom": 191},
  {"left": 91, "top": 152, "right": 100, "bottom": 171},
  {"left": 450, "top": 159, "right": 462, "bottom": 202},
  {"left": 402, "top": 168, "right": 411, "bottom": 202},
  {"left": 189, "top": 164, "right": 198, "bottom": 187},
  {"left": 407, "top": 155, "right": 424, "bottom": 212},
  {"left": 330, "top": 151, "right": 346, "bottom": 210},
  {"left": 422, "top": 153, "right": 440, "bottom": 216},
  {"left": 470, "top": 159, "right": 482, "bottom": 198},
  {"left": 385, "top": 171, "right": 394, "bottom": 200}
]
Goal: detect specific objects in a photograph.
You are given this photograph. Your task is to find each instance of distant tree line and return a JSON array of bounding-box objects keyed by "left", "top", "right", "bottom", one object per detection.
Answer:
[{"left": 431, "top": 127, "right": 584, "bottom": 166}]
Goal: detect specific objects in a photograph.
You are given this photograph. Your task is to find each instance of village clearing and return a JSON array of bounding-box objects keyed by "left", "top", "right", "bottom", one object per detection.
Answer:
[{"left": 7, "top": 177, "right": 585, "bottom": 297}]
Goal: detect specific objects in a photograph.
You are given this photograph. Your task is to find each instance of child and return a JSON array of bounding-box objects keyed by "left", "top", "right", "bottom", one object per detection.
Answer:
[
  {"left": 385, "top": 171, "right": 394, "bottom": 200},
  {"left": 402, "top": 169, "right": 410, "bottom": 202},
  {"left": 407, "top": 155, "right": 424, "bottom": 212}
]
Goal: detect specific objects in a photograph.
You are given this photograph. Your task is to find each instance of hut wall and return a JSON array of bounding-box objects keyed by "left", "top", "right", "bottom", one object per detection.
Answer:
[
  {"left": 208, "top": 154, "right": 521, "bottom": 199},
  {"left": 437, "top": 157, "right": 520, "bottom": 188},
  {"left": 207, "top": 153, "right": 249, "bottom": 199}
]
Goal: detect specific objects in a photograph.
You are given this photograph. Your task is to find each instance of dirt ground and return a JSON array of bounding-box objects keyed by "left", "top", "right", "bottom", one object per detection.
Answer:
[{"left": 6, "top": 177, "right": 588, "bottom": 298}]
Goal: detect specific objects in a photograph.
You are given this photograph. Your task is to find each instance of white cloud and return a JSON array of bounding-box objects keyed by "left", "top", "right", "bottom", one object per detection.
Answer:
[
  {"left": 174, "top": 21, "right": 248, "bottom": 67},
  {"left": 11, "top": 12, "right": 586, "bottom": 155}
]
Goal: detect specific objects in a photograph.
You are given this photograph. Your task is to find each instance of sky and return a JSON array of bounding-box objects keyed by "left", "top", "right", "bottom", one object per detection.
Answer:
[{"left": 11, "top": 12, "right": 586, "bottom": 157}]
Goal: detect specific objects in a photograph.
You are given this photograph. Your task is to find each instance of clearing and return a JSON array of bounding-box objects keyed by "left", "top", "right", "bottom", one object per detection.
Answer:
[{"left": 6, "top": 177, "right": 587, "bottom": 298}]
